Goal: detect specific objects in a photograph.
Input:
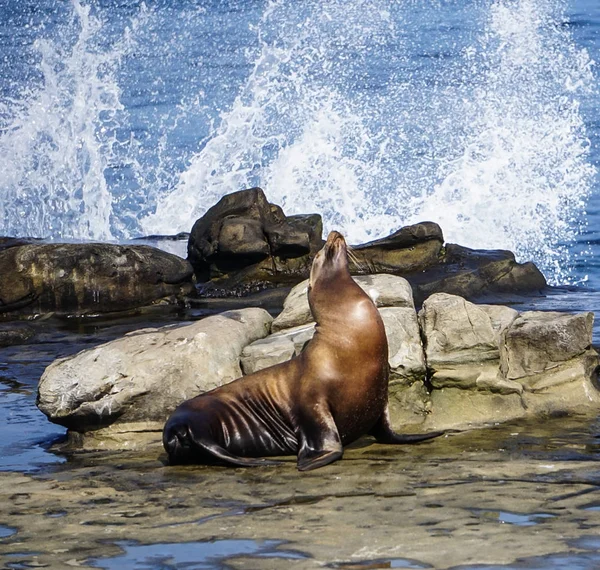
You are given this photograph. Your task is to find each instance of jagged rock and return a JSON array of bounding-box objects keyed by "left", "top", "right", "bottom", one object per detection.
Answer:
[
  {"left": 188, "top": 188, "right": 323, "bottom": 288},
  {"left": 271, "top": 273, "right": 414, "bottom": 332},
  {"left": 36, "top": 308, "right": 273, "bottom": 447},
  {"left": 418, "top": 293, "right": 520, "bottom": 393},
  {"left": 408, "top": 244, "right": 547, "bottom": 305},
  {"left": 414, "top": 293, "right": 600, "bottom": 432},
  {"left": 188, "top": 189, "right": 546, "bottom": 302},
  {"left": 350, "top": 222, "right": 444, "bottom": 274},
  {"left": 0, "top": 243, "right": 195, "bottom": 317}
]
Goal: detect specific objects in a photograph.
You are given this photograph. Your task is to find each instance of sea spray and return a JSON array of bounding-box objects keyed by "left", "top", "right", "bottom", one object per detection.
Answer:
[
  {"left": 0, "top": 0, "right": 595, "bottom": 286},
  {"left": 0, "top": 0, "right": 130, "bottom": 240},
  {"left": 416, "top": 0, "right": 596, "bottom": 284},
  {"left": 143, "top": 0, "right": 595, "bottom": 284},
  {"left": 141, "top": 0, "right": 401, "bottom": 244}
]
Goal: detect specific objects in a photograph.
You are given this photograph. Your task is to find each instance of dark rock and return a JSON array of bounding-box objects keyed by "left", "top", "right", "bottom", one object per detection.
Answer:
[
  {"left": 187, "top": 188, "right": 323, "bottom": 288},
  {"left": 0, "top": 243, "right": 195, "bottom": 317},
  {"left": 187, "top": 189, "right": 547, "bottom": 302},
  {"left": 406, "top": 244, "right": 547, "bottom": 305},
  {"left": 351, "top": 222, "right": 444, "bottom": 274},
  {"left": 0, "top": 323, "right": 36, "bottom": 347},
  {"left": 0, "top": 237, "right": 42, "bottom": 251}
]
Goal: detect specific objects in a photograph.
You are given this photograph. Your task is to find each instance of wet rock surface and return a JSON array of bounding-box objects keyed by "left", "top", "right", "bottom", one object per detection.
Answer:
[
  {"left": 1, "top": 415, "right": 600, "bottom": 569},
  {"left": 0, "top": 242, "right": 195, "bottom": 317},
  {"left": 2, "top": 297, "right": 600, "bottom": 570}
]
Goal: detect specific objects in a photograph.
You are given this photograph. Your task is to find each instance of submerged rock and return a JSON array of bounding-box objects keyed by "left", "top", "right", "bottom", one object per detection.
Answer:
[
  {"left": 37, "top": 308, "right": 273, "bottom": 448},
  {"left": 0, "top": 323, "right": 36, "bottom": 347},
  {"left": 0, "top": 243, "right": 195, "bottom": 317}
]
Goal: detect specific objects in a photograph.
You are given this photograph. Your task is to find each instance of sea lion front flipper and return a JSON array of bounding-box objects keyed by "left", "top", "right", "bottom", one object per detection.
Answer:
[
  {"left": 296, "top": 406, "right": 343, "bottom": 472},
  {"left": 369, "top": 407, "right": 444, "bottom": 444}
]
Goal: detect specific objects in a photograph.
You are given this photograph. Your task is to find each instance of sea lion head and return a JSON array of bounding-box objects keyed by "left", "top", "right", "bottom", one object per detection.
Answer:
[{"left": 309, "top": 230, "right": 349, "bottom": 290}]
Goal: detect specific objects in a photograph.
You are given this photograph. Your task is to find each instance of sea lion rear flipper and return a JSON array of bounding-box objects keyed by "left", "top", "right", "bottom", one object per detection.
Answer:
[
  {"left": 296, "top": 407, "right": 343, "bottom": 472},
  {"left": 200, "top": 440, "right": 284, "bottom": 467},
  {"left": 369, "top": 407, "right": 444, "bottom": 444}
]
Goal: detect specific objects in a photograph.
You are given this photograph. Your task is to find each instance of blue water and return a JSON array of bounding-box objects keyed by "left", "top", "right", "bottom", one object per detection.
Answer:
[{"left": 1, "top": 0, "right": 599, "bottom": 286}]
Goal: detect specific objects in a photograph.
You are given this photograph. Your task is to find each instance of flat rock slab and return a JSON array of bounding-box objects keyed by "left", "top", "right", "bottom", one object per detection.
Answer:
[{"left": 2, "top": 415, "right": 600, "bottom": 569}]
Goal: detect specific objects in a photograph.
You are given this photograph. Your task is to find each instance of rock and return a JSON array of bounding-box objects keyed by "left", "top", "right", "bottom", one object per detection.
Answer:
[
  {"left": 382, "top": 307, "right": 426, "bottom": 385},
  {"left": 271, "top": 273, "right": 414, "bottom": 332},
  {"left": 0, "top": 323, "right": 36, "bottom": 347},
  {"left": 240, "top": 323, "right": 315, "bottom": 375},
  {"left": 408, "top": 244, "right": 547, "bottom": 305},
  {"left": 188, "top": 188, "right": 323, "bottom": 288},
  {"left": 350, "top": 221, "right": 444, "bottom": 274},
  {"left": 420, "top": 293, "right": 502, "bottom": 369},
  {"left": 187, "top": 189, "right": 546, "bottom": 302},
  {"left": 0, "top": 243, "right": 195, "bottom": 317},
  {"left": 36, "top": 308, "right": 273, "bottom": 447},
  {"left": 413, "top": 293, "right": 600, "bottom": 432},
  {"left": 502, "top": 311, "right": 597, "bottom": 391}
]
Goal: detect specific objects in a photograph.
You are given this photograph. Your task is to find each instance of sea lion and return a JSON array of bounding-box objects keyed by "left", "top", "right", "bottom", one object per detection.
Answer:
[{"left": 163, "top": 231, "right": 442, "bottom": 471}]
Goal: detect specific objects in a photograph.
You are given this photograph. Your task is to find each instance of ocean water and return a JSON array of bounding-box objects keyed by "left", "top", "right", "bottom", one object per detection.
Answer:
[{"left": 0, "top": 0, "right": 599, "bottom": 287}]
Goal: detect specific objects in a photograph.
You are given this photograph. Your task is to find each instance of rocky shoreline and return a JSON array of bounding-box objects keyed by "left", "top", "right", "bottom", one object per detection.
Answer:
[{"left": 0, "top": 187, "right": 597, "bottom": 451}]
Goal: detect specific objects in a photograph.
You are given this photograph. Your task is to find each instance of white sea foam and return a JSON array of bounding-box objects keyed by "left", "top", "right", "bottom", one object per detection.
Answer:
[
  {"left": 0, "top": 0, "right": 129, "bottom": 240},
  {"left": 143, "top": 0, "right": 595, "bottom": 283},
  {"left": 415, "top": 0, "right": 596, "bottom": 284}
]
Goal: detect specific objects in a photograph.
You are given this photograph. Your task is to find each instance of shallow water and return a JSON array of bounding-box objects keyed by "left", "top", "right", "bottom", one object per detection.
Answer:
[{"left": 1, "top": 408, "right": 600, "bottom": 569}]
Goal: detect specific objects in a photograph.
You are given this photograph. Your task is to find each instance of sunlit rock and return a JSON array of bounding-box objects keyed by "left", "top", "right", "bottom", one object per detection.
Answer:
[
  {"left": 0, "top": 242, "right": 195, "bottom": 317},
  {"left": 37, "top": 308, "right": 273, "bottom": 448},
  {"left": 271, "top": 273, "right": 414, "bottom": 332},
  {"left": 417, "top": 293, "right": 600, "bottom": 431}
]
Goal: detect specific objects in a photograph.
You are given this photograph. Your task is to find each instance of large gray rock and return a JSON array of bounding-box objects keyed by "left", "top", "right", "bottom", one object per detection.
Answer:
[
  {"left": 415, "top": 294, "right": 600, "bottom": 432},
  {"left": 37, "top": 308, "right": 273, "bottom": 448},
  {"left": 271, "top": 273, "right": 414, "bottom": 332},
  {"left": 240, "top": 322, "right": 315, "bottom": 375},
  {"left": 418, "top": 293, "right": 520, "bottom": 394},
  {"left": 502, "top": 311, "right": 597, "bottom": 391},
  {"left": 0, "top": 242, "right": 195, "bottom": 317}
]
